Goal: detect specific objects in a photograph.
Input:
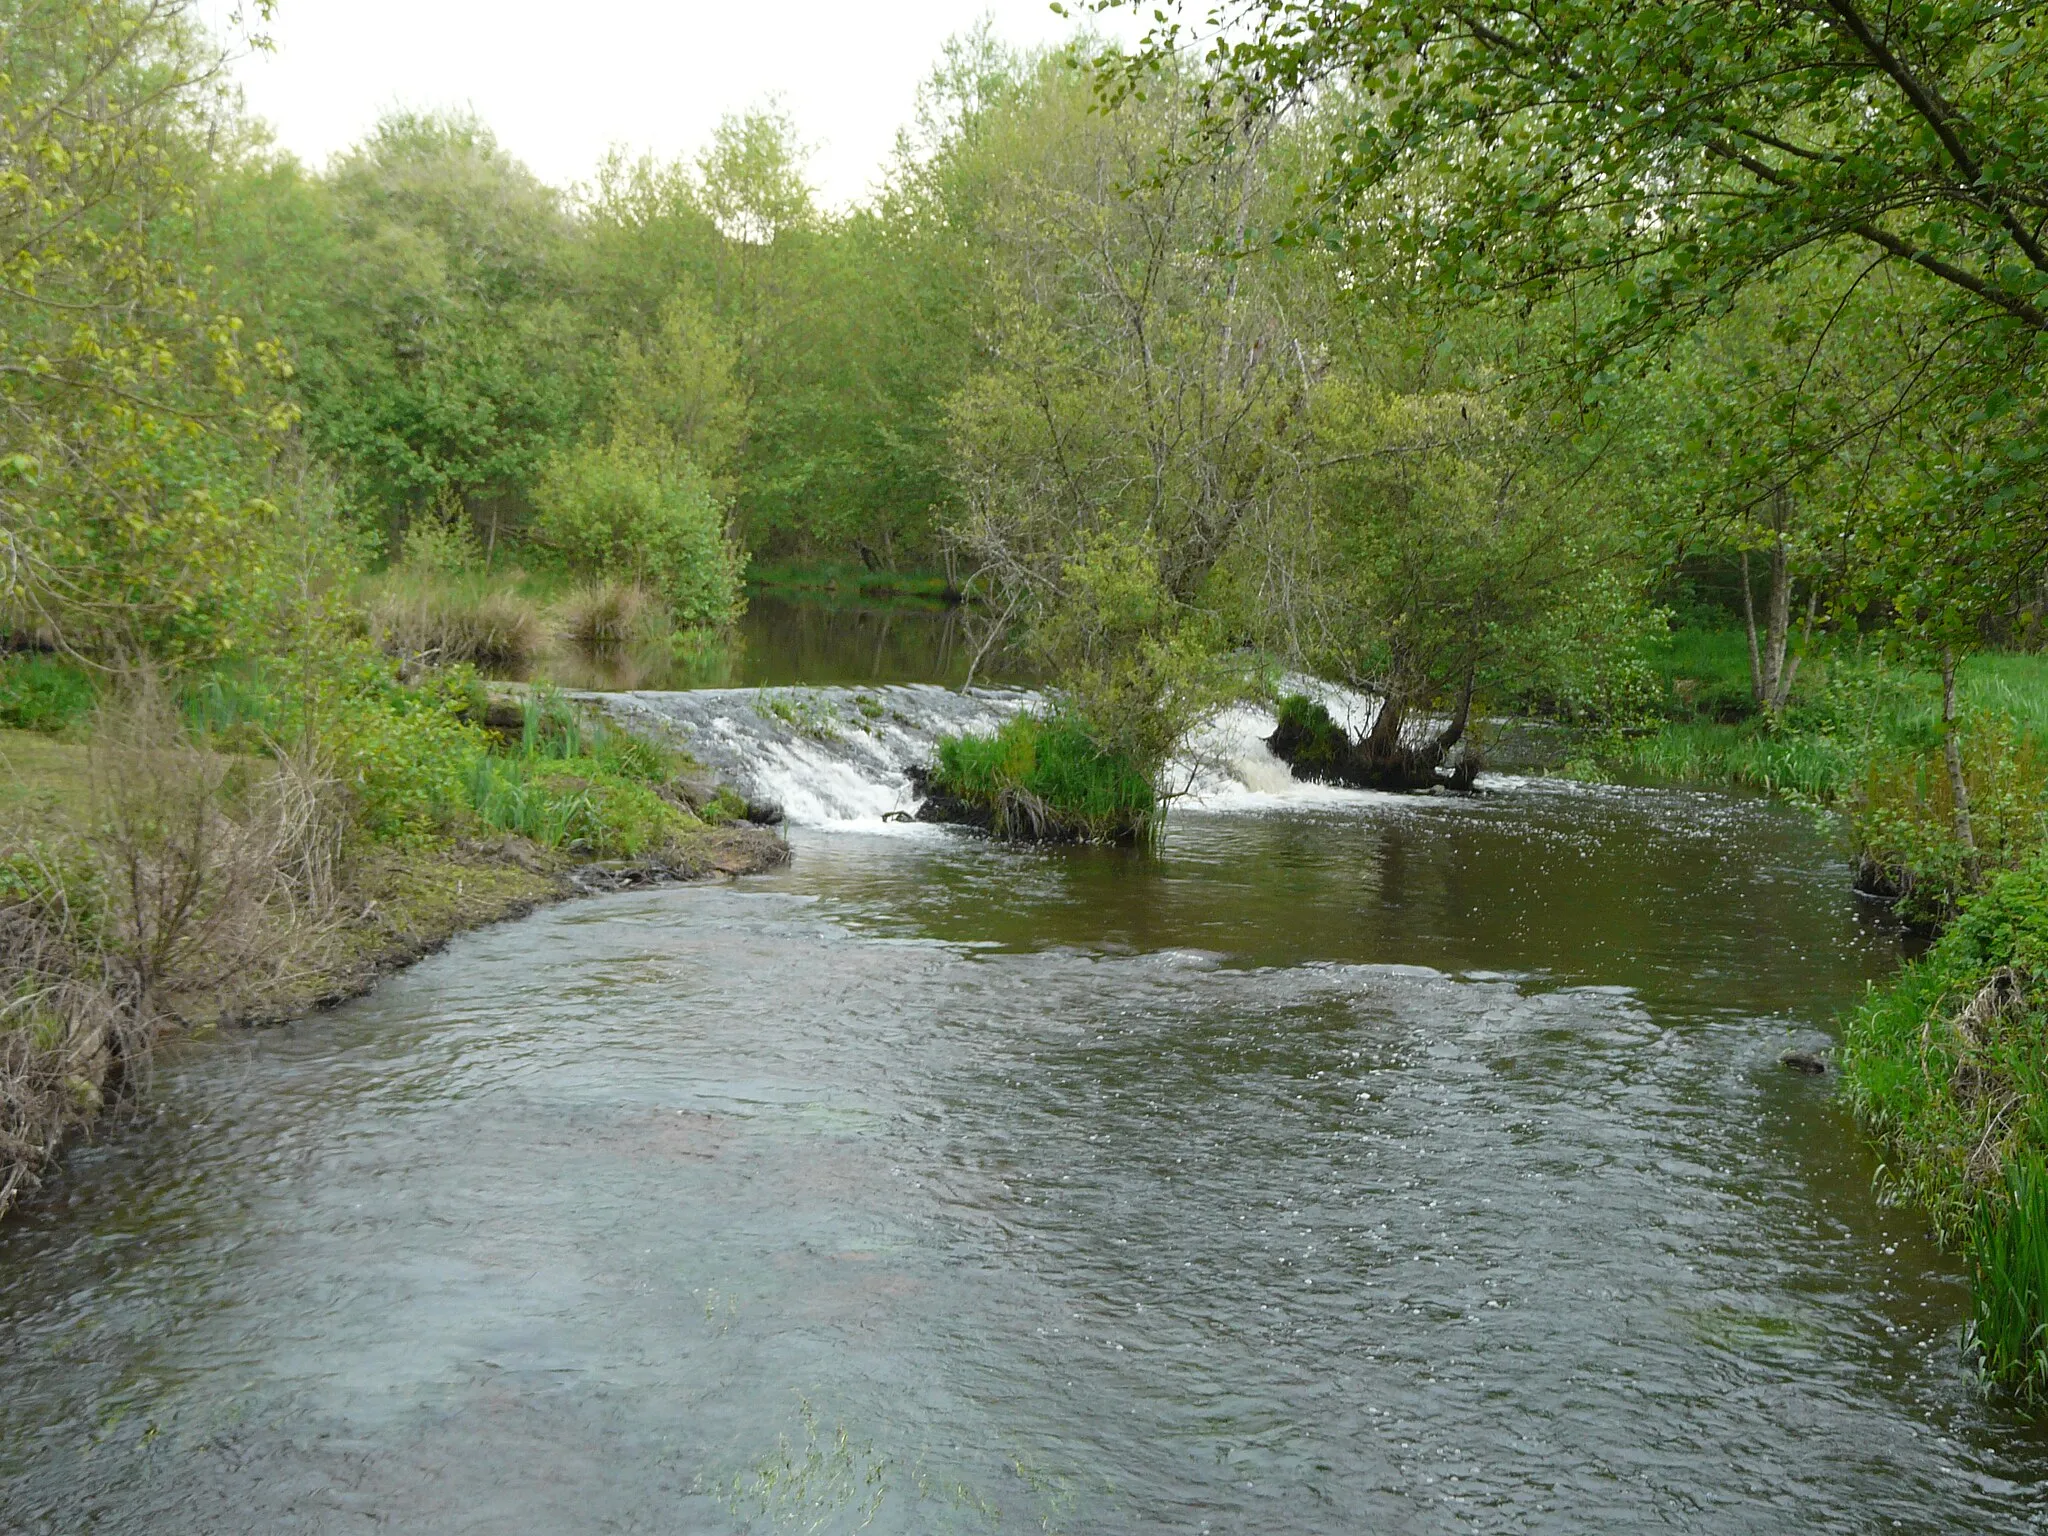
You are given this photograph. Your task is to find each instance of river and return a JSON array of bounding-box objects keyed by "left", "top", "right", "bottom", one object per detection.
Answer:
[{"left": 4, "top": 632, "right": 2048, "bottom": 1531}]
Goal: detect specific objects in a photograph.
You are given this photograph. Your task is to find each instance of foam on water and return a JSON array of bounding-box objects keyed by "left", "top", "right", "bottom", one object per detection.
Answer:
[
  {"left": 596, "top": 682, "right": 1446, "bottom": 829},
  {"left": 595, "top": 684, "right": 1030, "bottom": 829}
]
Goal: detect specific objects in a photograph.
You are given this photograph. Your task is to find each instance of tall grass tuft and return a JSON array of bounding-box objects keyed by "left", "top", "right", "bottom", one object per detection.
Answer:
[
  {"left": 458, "top": 690, "right": 696, "bottom": 856},
  {"left": 930, "top": 712, "right": 1157, "bottom": 844},
  {"left": 555, "top": 580, "right": 667, "bottom": 649},
  {"left": 363, "top": 571, "right": 548, "bottom": 673},
  {"left": 1971, "top": 1154, "right": 2048, "bottom": 1398}
]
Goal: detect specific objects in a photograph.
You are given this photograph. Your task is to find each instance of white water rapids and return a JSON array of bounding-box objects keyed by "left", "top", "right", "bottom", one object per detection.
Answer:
[{"left": 589, "top": 683, "right": 1421, "bottom": 829}]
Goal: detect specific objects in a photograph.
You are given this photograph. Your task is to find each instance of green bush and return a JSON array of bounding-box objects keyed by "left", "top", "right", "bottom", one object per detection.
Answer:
[
  {"left": 0, "top": 656, "right": 97, "bottom": 733},
  {"left": 327, "top": 677, "right": 489, "bottom": 842},
  {"left": 530, "top": 440, "right": 742, "bottom": 626},
  {"left": 931, "top": 711, "right": 1156, "bottom": 844}
]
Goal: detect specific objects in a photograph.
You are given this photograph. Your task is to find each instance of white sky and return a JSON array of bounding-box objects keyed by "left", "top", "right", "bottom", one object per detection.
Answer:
[{"left": 202, "top": 0, "right": 1143, "bottom": 206}]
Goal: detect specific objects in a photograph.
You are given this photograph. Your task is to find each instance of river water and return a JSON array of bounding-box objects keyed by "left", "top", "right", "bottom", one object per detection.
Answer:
[{"left": 6, "top": 684, "right": 2048, "bottom": 1529}]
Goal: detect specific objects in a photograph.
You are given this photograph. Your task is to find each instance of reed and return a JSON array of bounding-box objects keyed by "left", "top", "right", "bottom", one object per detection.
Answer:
[
  {"left": 1970, "top": 1154, "right": 2048, "bottom": 1398},
  {"left": 362, "top": 572, "right": 548, "bottom": 673}
]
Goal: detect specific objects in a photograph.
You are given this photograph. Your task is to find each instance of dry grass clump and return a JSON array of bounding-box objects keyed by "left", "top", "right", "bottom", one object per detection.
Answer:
[
  {"left": 0, "top": 894, "right": 135, "bottom": 1214},
  {"left": 555, "top": 580, "right": 667, "bottom": 649},
  {"left": 365, "top": 575, "right": 547, "bottom": 673},
  {"left": 0, "top": 680, "right": 351, "bottom": 1216}
]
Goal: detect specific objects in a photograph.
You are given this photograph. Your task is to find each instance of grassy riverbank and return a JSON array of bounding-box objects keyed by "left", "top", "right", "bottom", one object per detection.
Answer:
[{"left": 0, "top": 665, "right": 784, "bottom": 1220}]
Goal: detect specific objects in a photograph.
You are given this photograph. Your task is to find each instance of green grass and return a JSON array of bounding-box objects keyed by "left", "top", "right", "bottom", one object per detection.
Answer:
[
  {"left": 0, "top": 655, "right": 97, "bottom": 733},
  {"left": 930, "top": 711, "right": 1156, "bottom": 844},
  {"left": 1840, "top": 852, "right": 2048, "bottom": 1396},
  {"left": 1971, "top": 1154, "right": 2048, "bottom": 1397},
  {"left": 1646, "top": 626, "right": 1761, "bottom": 722},
  {"left": 460, "top": 690, "right": 700, "bottom": 856},
  {"left": 1607, "top": 720, "right": 1867, "bottom": 799}
]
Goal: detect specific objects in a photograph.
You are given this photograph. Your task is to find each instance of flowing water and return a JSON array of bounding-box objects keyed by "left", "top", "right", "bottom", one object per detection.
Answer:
[{"left": 6, "top": 657, "right": 2048, "bottom": 1531}]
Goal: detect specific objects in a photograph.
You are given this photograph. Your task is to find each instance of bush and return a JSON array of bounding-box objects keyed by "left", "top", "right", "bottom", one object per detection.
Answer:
[
  {"left": 530, "top": 440, "right": 742, "bottom": 625},
  {"left": 929, "top": 711, "right": 1156, "bottom": 844},
  {"left": 0, "top": 656, "right": 98, "bottom": 733}
]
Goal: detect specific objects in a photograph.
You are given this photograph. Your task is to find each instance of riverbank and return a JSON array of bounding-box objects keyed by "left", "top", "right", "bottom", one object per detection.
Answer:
[{"left": 0, "top": 686, "right": 788, "bottom": 1222}]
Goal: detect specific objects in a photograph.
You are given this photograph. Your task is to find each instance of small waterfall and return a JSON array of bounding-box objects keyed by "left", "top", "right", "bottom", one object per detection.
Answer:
[
  {"left": 592, "top": 683, "right": 1442, "bottom": 830},
  {"left": 593, "top": 685, "right": 1032, "bottom": 828},
  {"left": 592, "top": 678, "right": 1559, "bottom": 830}
]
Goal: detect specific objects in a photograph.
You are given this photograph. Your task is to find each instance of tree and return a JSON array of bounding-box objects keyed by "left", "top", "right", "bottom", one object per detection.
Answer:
[
  {"left": 1099, "top": 0, "right": 2048, "bottom": 641},
  {"left": 942, "top": 52, "right": 1311, "bottom": 775},
  {"left": 1, "top": 0, "right": 294, "bottom": 657},
  {"left": 287, "top": 112, "right": 589, "bottom": 544}
]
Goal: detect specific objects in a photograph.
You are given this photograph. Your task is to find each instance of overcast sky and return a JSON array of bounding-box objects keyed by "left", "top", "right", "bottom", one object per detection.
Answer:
[{"left": 202, "top": 0, "right": 1142, "bottom": 205}]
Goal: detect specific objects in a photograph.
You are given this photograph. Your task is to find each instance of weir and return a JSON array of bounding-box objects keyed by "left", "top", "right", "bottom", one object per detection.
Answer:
[
  {"left": 591, "top": 684, "right": 1562, "bottom": 828},
  {"left": 591, "top": 685, "right": 1364, "bottom": 827}
]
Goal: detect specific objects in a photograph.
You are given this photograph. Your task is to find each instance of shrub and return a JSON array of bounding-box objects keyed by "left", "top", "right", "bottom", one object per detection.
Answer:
[
  {"left": 529, "top": 440, "right": 742, "bottom": 625},
  {"left": 0, "top": 655, "right": 98, "bottom": 733},
  {"left": 929, "top": 711, "right": 1157, "bottom": 844},
  {"left": 323, "top": 677, "right": 488, "bottom": 843}
]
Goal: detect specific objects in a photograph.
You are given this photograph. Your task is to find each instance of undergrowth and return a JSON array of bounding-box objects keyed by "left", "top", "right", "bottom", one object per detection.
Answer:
[
  {"left": 1841, "top": 854, "right": 2048, "bottom": 1398},
  {"left": 0, "top": 655, "right": 98, "bottom": 733}
]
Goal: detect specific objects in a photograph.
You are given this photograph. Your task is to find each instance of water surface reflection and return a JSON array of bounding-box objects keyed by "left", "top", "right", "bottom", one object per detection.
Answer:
[{"left": 2, "top": 782, "right": 2044, "bottom": 1532}]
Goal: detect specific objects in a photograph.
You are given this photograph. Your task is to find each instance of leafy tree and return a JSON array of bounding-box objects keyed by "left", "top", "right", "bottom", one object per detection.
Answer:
[
  {"left": 1098, "top": 0, "right": 2048, "bottom": 644},
  {"left": 0, "top": 0, "right": 294, "bottom": 657},
  {"left": 942, "top": 53, "right": 1309, "bottom": 774},
  {"left": 605, "top": 285, "right": 750, "bottom": 492},
  {"left": 287, "top": 112, "right": 589, "bottom": 545}
]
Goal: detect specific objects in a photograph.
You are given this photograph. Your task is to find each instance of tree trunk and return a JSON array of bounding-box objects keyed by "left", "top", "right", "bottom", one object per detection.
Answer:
[
  {"left": 1741, "top": 548, "right": 1764, "bottom": 706},
  {"left": 1771, "top": 586, "right": 1818, "bottom": 712},
  {"left": 1761, "top": 531, "right": 1792, "bottom": 712},
  {"left": 1942, "top": 648, "right": 1978, "bottom": 870},
  {"left": 1363, "top": 688, "right": 1406, "bottom": 757},
  {"left": 1435, "top": 664, "right": 1477, "bottom": 754}
]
